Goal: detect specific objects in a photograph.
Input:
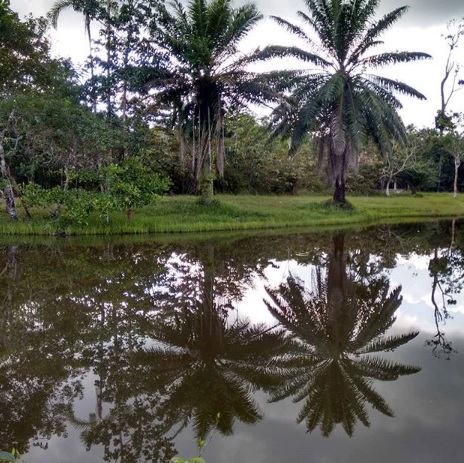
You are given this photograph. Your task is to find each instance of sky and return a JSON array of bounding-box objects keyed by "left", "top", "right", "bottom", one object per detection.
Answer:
[{"left": 9, "top": 0, "right": 464, "bottom": 128}]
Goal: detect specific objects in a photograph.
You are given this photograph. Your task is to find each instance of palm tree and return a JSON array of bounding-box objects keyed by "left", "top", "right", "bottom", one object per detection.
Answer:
[
  {"left": 134, "top": 303, "right": 290, "bottom": 441},
  {"left": 263, "top": 0, "right": 431, "bottom": 204},
  {"left": 145, "top": 0, "right": 274, "bottom": 199},
  {"left": 264, "top": 234, "right": 421, "bottom": 436},
  {"left": 48, "top": 0, "right": 108, "bottom": 112}
]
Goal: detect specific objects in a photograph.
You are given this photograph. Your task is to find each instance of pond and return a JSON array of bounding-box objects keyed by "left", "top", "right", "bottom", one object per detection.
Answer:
[{"left": 1, "top": 220, "right": 463, "bottom": 463}]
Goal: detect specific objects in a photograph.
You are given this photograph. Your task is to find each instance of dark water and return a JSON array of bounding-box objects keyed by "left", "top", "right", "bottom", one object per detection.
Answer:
[{"left": 1, "top": 220, "right": 464, "bottom": 463}]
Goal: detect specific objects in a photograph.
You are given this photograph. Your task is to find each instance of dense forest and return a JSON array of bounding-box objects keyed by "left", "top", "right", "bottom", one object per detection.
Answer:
[{"left": 1, "top": 0, "right": 463, "bottom": 223}]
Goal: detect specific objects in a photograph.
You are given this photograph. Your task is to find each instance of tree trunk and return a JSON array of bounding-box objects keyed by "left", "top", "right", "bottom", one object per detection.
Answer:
[
  {"left": 329, "top": 127, "right": 348, "bottom": 205},
  {"left": 332, "top": 178, "right": 346, "bottom": 204},
  {"left": 199, "top": 164, "right": 214, "bottom": 201},
  {"left": 385, "top": 179, "right": 391, "bottom": 196},
  {"left": 0, "top": 127, "right": 18, "bottom": 221},
  {"left": 86, "top": 18, "right": 97, "bottom": 113},
  {"left": 105, "top": 0, "right": 112, "bottom": 117},
  {"left": 453, "top": 156, "right": 460, "bottom": 198},
  {"left": 197, "top": 107, "right": 215, "bottom": 201}
]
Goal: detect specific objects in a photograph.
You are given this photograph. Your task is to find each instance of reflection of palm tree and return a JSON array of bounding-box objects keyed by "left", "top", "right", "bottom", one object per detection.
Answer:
[
  {"left": 135, "top": 306, "right": 289, "bottom": 441},
  {"left": 264, "top": 234, "right": 420, "bottom": 437}
]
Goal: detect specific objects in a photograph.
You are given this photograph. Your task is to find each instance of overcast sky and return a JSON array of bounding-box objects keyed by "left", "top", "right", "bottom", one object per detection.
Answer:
[{"left": 9, "top": 0, "right": 464, "bottom": 128}]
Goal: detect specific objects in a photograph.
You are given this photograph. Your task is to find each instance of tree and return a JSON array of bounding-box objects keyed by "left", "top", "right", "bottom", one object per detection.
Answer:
[
  {"left": 263, "top": 0, "right": 430, "bottom": 205},
  {"left": 380, "top": 127, "right": 421, "bottom": 195},
  {"left": 264, "top": 234, "right": 420, "bottom": 436},
  {"left": 0, "top": 1, "right": 77, "bottom": 220},
  {"left": 133, "top": 240, "right": 290, "bottom": 442},
  {"left": 435, "top": 18, "right": 464, "bottom": 197},
  {"left": 48, "top": 0, "right": 98, "bottom": 110},
  {"left": 144, "top": 0, "right": 274, "bottom": 199},
  {"left": 436, "top": 18, "right": 464, "bottom": 135},
  {"left": 0, "top": 0, "right": 73, "bottom": 95}
]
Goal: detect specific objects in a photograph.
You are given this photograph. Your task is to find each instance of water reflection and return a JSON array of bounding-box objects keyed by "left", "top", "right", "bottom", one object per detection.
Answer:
[
  {"left": 264, "top": 234, "right": 420, "bottom": 436},
  {"left": 134, "top": 305, "right": 289, "bottom": 442},
  {"left": 426, "top": 220, "right": 464, "bottom": 358},
  {"left": 0, "top": 221, "right": 463, "bottom": 462}
]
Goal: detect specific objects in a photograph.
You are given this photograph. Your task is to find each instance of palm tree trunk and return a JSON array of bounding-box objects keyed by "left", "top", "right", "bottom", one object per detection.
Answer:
[
  {"left": 105, "top": 0, "right": 112, "bottom": 117},
  {"left": 333, "top": 177, "right": 346, "bottom": 204},
  {"left": 198, "top": 108, "right": 214, "bottom": 200},
  {"left": 330, "top": 137, "right": 348, "bottom": 204}
]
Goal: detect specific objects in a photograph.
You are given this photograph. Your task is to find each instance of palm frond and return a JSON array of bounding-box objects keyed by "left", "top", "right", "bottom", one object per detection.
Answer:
[
  {"left": 254, "top": 45, "right": 331, "bottom": 67},
  {"left": 347, "top": 369, "right": 394, "bottom": 417},
  {"left": 48, "top": 0, "right": 73, "bottom": 29},
  {"left": 270, "top": 15, "right": 311, "bottom": 42},
  {"left": 365, "top": 74, "right": 427, "bottom": 100},
  {"left": 359, "top": 51, "right": 431, "bottom": 69},
  {"left": 348, "top": 6, "right": 409, "bottom": 65},
  {"left": 358, "top": 331, "right": 420, "bottom": 354},
  {"left": 355, "top": 356, "right": 421, "bottom": 380}
]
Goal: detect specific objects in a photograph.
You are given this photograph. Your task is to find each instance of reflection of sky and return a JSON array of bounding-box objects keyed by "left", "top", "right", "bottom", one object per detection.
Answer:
[
  {"left": 237, "top": 252, "right": 464, "bottom": 336},
  {"left": 390, "top": 253, "right": 464, "bottom": 334},
  {"left": 25, "top": 374, "right": 106, "bottom": 463}
]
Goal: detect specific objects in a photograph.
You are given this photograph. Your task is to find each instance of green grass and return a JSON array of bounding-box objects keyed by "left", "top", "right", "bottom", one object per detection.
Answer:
[{"left": 1, "top": 193, "right": 464, "bottom": 236}]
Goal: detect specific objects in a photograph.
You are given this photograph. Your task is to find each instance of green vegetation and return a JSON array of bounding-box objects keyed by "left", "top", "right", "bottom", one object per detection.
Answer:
[
  {"left": 1, "top": 193, "right": 462, "bottom": 236},
  {"left": 1, "top": 0, "right": 463, "bottom": 235}
]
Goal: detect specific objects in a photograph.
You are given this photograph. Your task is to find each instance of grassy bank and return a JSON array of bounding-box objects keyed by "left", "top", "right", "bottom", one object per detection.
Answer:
[{"left": 1, "top": 193, "right": 463, "bottom": 235}]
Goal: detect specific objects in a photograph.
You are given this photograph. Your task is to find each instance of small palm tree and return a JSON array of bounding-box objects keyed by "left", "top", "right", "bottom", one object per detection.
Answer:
[
  {"left": 145, "top": 0, "right": 274, "bottom": 199},
  {"left": 263, "top": 0, "right": 431, "bottom": 204}
]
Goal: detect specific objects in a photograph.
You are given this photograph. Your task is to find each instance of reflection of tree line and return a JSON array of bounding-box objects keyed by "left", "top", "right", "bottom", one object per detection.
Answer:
[{"left": 0, "top": 222, "right": 462, "bottom": 460}]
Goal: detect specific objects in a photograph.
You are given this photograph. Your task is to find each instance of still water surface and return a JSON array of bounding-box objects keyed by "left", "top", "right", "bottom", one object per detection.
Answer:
[{"left": 1, "top": 221, "right": 464, "bottom": 462}]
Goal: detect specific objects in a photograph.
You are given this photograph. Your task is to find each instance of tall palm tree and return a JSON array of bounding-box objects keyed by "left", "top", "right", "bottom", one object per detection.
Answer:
[
  {"left": 263, "top": 0, "right": 431, "bottom": 204},
  {"left": 146, "top": 0, "right": 274, "bottom": 199},
  {"left": 264, "top": 235, "right": 421, "bottom": 436},
  {"left": 48, "top": 0, "right": 108, "bottom": 112}
]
